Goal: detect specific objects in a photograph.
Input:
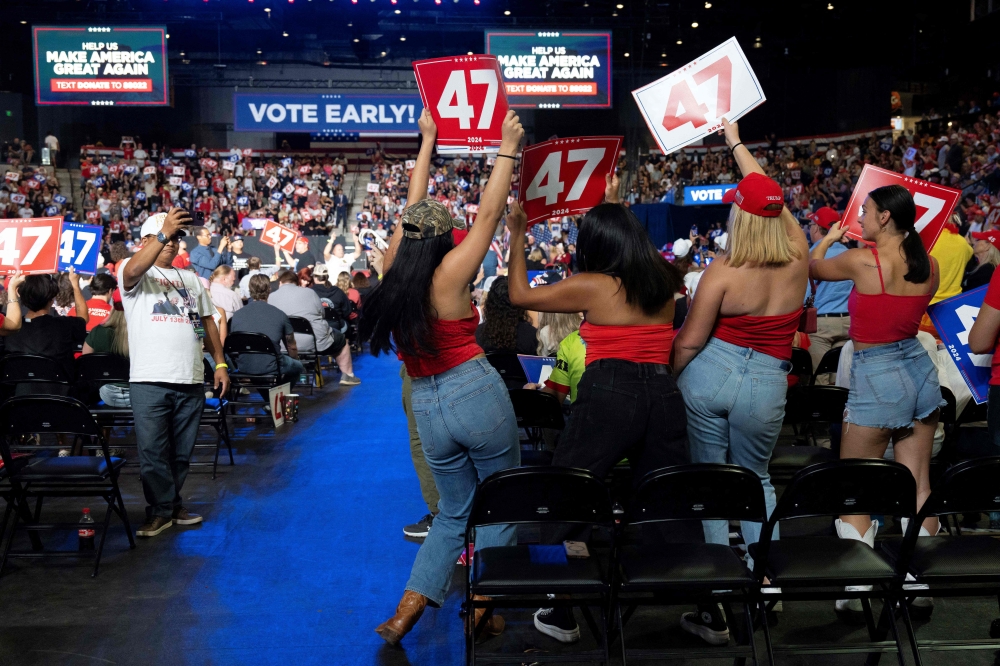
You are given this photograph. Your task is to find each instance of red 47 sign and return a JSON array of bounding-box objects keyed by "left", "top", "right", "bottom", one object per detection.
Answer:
[
  {"left": 259, "top": 220, "right": 298, "bottom": 253},
  {"left": 518, "top": 136, "right": 623, "bottom": 228},
  {"left": 413, "top": 55, "right": 508, "bottom": 154},
  {"left": 632, "top": 37, "right": 765, "bottom": 155},
  {"left": 0, "top": 217, "right": 61, "bottom": 275},
  {"left": 841, "top": 165, "right": 961, "bottom": 252}
]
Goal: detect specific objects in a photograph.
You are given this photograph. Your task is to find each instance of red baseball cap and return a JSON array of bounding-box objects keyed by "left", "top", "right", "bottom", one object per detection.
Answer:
[
  {"left": 971, "top": 230, "right": 1000, "bottom": 250},
  {"left": 812, "top": 206, "right": 841, "bottom": 230},
  {"left": 732, "top": 173, "right": 784, "bottom": 218},
  {"left": 722, "top": 187, "right": 737, "bottom": 204}
]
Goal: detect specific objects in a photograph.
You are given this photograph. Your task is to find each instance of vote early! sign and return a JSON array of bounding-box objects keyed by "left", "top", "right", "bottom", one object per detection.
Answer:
[
  {"left": 632, "top": 37, "right": 765, "bottom": 155},
  {"left": 840, "top": 165, "right": 961, "bottom": 252},
  {"left": 683, "top": 183, "right": 738, "bottom": 206},
  {"left": 518, "top": 136, "right": 622, "bottom": 227},
  {"left": 0, "top": 217, "right": 62, "bottom": 275},
  {"left": 928, "top": 286, "right": 991, "bottom": 405},
  {"left": 413, "top": 55, "right": 509, "bottom": 154}
]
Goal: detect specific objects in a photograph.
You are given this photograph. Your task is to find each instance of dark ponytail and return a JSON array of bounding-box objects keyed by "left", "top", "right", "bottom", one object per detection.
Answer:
[{"left": 868, "top": 184, "right": 930, "bottom": 284}]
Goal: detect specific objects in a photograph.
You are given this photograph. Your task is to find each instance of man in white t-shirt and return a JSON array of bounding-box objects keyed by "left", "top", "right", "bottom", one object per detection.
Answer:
[
  {"left": 44, "top": 133, "right": 59, "bottom": 166},
  {"left": 121, "top": 209, "right": 229, "bottom": 538},
  {"left": 323, "top": 228, "right": 362, "bottom": 276}
]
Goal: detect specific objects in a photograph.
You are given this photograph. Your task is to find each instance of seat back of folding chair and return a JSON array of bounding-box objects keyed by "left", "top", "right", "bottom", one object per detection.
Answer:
[
  {"left": 629, "top": 464, "right": 767, "bottom": 525},
  {"left": 77, "top": 353, "right": 130, "bottom": 386},
  {"left": 812, "top": 346, "right": 843, "bottom": 379},
  {"left": 0, "top": 395, "right": 101, "bottom": 438},
  {"left": 919, "top": 456, "right": 1000, "bottom": 520},
  {"left": 508, "top": 389, "right": 564, "bottom": 431},
  {"left": 0, "top": 354, "right": 72, "bottom": 386},
  {"left": 485, "top": 352, "right": 528, "bottom": 388},
  {"left": 224, "top": 332, "right": 281, "bottom": 377},
  {"left": 783, "top": 385, "right": 849, "bottom": 426}
]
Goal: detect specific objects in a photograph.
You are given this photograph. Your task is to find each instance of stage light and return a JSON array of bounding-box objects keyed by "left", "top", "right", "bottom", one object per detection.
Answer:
[
  {"left": 265, "top": 7, "right": 271, "bottom": 11},
  {"left": 467, "top": 51, "right": 473, "bottom": 55},
  {"left": 504, "top": 9, "right": 510, "bottom": 14},
  {"left": 660, "top": 62, "right": 667, "bottom": 67},
  {"left": 676, "top": 39, "right": 682, "bottom": 44},
  {"left": 827, "top": 2, "right": 834, "bottom": 8},
  {"left": 165, "top": 33, "right": 170, "bottom": 38},
  {"left": 611, "top": 10, "right": 617, "bottom": 16},
  {"left": 400, "top": 35, "right": 406, "bottom": 40},
  {"left": 257, "top": 49, "right": 262, "bottom": 53},
  {"left": 474, "top": 0, "right": 480, "bottom": 4},
  {"left": 755, "top": 36, "right": 760, "bottom": 41},
  {"left": 615, "top": 3, "right": 622, "bottom": 7},
  {"left": 283, "top": 31, "right": 289, "bottom": 36},
  {"left": 381, "top": 51, "right": 386, "bottom": 56},
  {"left": 353, "top": 38, "right": 359, "bottom": 42},
  {"left": 691, "top": 21, "right": 698, "bottom": 27},
  {"left": 753, "top": 41, "right": 761, "bottom": 48},
  {"left": 704, "top": 1, "right": 711, "bottom": 6},
  {"left": 20, "top": 20, "right": 26, "bottom": 24},
  {"left": 435, "top": 0, "right": 441, "bottom": 4},
  {"left": 623, "top": 52, "right": 629, "bottom": 57},
  {"left": 660, "top": 52, "right": 666, "bottom": 57},
  {"left": 180, "top": 51, "right": 186, "bottom": 56}
]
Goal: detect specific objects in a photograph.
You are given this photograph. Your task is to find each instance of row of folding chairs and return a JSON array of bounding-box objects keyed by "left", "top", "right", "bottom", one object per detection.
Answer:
[
  {"left": 464, "top": 458, "right": 1000, "bottom": 666},
  {"left": 0, "top": 352, "right": 233, "bottom": 479}
]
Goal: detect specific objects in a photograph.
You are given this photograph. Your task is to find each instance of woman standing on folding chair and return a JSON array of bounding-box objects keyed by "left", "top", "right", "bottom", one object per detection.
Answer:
[
  {"left": 362, "top": 109, "right": 523, "bottom": 645},
  {"left": 671, "top": 119, "right": 809, "bottom": 645},
  {"left": 810, "top": 183, "right": 943, "bottom": 621}
]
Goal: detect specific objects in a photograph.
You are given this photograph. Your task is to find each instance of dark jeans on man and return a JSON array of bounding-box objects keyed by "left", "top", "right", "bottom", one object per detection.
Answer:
[
  {"left": 129, "top": 382, "right": 206, "bottom": 520},
  {"left": 255, "top": 354, "right": 305, "bottom": 402}
]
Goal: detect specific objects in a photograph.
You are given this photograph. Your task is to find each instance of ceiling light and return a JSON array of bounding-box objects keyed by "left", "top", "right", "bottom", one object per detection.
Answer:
[
  {"left": 20, "top": 21, "right": 27, "bottom": 25},
  {"left": 676, "top": 39, "right": 682, "bottom": 44},
  {"left": 755, "top": 36, "right": 760, "bottom": 41},
  {"left": 753, "top": 42, "right": 761, "bottom": 48},
  {"left": 283, "top": 31, "right": 289, "bottom": 37},
  {"left": 265, "top": 7, "right": 271, "bottom": 11},
  {"left": 381, "top": 51, "right": 386, "bottom": 56},
  {"left": 467, "top": 51, "right": 474, "bottom": 55},
  {"left": 615, "top": 3, "right": 623, "bottom": 7},
  {"left": 704, "top": 1, "right": 711, "bottom": 6},
  {"left": 180, "top": 52, "right": 186, "bottom": 56},
  {"left": 400, "top": 35, "right": 406, "bottom": 41},
  {"left": 395, "top": 8, "right": 400, "bottom": 12},
  {"left": 504, "top": 9, "right": 510, "bottom": 14},
  {"left": 611, "top": 10, "right": 617, "bottom": 16},
  {"left": 691, "top": 21, "right": 698, "bottom": 28},
  {"left": 348, "top": 22, "right": 353, "bottom": 26},
  {"left": 353, "top": 38, "right": 360, "bottom": 42},
  {"left": 660, "top": 52, "right": 666, "bottom": 57},
  {"left": 623, "top": 52, "right": 629, "bottom": 57},
  {"left": 827, "top": 2, "right": 833, "bottom": 7},
  {"left": 165, "top": 33, "right": 170, "bottom": 39},
  {"left": 257, "top": 49, "right": 262, "bottom": 53},
  {"left": 660, "top": 62, "right": 667, "bottom": 67}
]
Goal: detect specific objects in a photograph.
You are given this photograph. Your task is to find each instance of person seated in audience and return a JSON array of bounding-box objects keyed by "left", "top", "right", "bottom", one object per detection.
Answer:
[
  {"left": 297, "top": 267, "right": 313, "bottom": 288},
  {"left": 292, "top": 236, "right": 317, "bottom": 269},
  {"left": 106, "top": 241, "right": 129, "bottom": 278},
  {"left": 536, "top": 311, "right": 581, "bottom": 356},
  {"left": 811, "top": 182, "right": 943, "bottom": 622},
  {"left": 68, "top": 273, "right": 116, "bottom": 331},
  {"left": 5, "top": 271, "right": 89, "bottom": 395},
  {"left": 351, "top": 272, "right": 375, "bottom": 307},
  {"left": 671, "top": 119, "right": 810, "bottom": 644},
  {"left": 268, "top": 269, "right": 359, "bottom": 386},
  {"left": 52, "top": 273, "right": 76, "bottom": 316},
  {"left": 310, "top": 263, "right": 350, "bottom": 330},
  {"left": 230, "top": 274, "right": 305, "bottom": 402},
  {"left": 238, "top": 256, "right": 263, "bottom": 300},
  {"left": 506, "top": 172, "right": 689, "bottom": 645},
  {"left": 209, "top": 265, "right": 242, "bottom": 323},
  {"left": 475, "top": 276, "right": 538, "bottom": 354},
  {"left": 964, "top": 230, "right": 1000, "bottom": 291},
  {"left": 526, "top": 246, "right": 547, "bottom": 271},
  {"left": 338, "top": 271, "right": 360, "bottom": 319},
  {"left": 81, "top": 305, "right": 131, "bottom": 408}
]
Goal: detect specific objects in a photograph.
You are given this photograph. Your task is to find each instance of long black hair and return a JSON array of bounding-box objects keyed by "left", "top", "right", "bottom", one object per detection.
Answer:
[
  {"left": 868, "top": 184, "right": 930, "bottom": 284},
  {"left": 482, "top": 276, "right": 526, "bottom": 351},
  {"left": 576, "top": 203, "right": 683, "bottom": 315},
  {"left": 359, "top": 232, "right": 455, "bottom": 357}
]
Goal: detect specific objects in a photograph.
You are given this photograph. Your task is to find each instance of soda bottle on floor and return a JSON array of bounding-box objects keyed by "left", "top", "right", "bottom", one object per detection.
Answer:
[{"left": 78, "top": 508, "right": 95, "bottom": 551}]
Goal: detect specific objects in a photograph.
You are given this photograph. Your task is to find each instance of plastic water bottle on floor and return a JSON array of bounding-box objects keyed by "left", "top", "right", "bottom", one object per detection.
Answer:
[{"left": 78, "top": 508, "right": 95, "bottom": 551}]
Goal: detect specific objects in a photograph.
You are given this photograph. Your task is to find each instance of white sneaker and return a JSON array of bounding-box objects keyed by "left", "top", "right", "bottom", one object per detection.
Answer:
[
  {"left": 834, "top": 519, "right": 877, "bottom": 621},
  {"left": 680, "top": 604, "right": 730, "bottom": 646}
]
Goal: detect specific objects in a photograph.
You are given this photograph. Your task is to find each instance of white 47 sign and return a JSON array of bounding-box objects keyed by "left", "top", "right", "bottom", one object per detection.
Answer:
[{"left": 632, "top": 37, "right": 765, "bottom": 154}]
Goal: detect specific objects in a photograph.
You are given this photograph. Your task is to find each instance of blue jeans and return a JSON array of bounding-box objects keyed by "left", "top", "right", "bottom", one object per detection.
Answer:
[
  {"left": 678, "top": 337, "right": 791, "bottom": 557},
  {"left": 406, "top": 358, "right": 520, "bottom": 606},
  {"left": 129, "top": 382, "right": 206, "bottom": 520}
]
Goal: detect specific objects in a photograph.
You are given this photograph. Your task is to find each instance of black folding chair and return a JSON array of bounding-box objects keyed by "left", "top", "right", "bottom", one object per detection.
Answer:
[
  {"left": 224, "top": 332, "right": 284, "bottom": 415},
  {"left": 769, "top": 385, "right": 846, "bottom": 484},
  {"left": 0, "top": 396, "right": 134, "bottom": 577},
  {"left": 78, "top": 353, "right": 133, "bottom": 426},
  {"left": 200, "top": 358, "right": 234, "bottom": 479},
  {"left": 748, "top": 460, "right": 917, "bottom": 666},
  {"left": 880, "top": 456, "right": 1000, "bottom": 664},
  {"left": 617, "top": 464, "right": 767, "bottom": 664},
  {"left": 788, "top": 348, "right": 812, "bottom": 385},
  {"left": 0, "top": 353, "right": 72, "bottom": 396},
  {"left": 485, "top": 352, "right": 528, "bottom": 389},
  {"left": 465, "top": 466, "right": 616, "bottom": 665},
  {"left": 288, "top": 316, "right": 322, "bottom": 393},
  {"left": 810, "top": 346, "right": 843, "bottom": 383}
]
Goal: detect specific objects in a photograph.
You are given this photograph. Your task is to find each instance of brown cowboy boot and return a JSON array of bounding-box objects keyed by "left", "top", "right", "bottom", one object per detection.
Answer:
[
  {"left": 375, "top": 590, "right": 428, "bottom": 645},
  {"left": 468, "top": 595, "right": 505, "bottom": 642}
]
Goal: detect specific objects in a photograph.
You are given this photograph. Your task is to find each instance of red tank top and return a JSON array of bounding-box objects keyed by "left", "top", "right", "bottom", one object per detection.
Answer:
[
  {"left": 848, "top": 248, "right": 935, "bottom": 344},
  {"left": 711, "top": 309, "right": 802, "bottom": 362},
  {"left": 399, "top": 309, "right": 483, "bottom": 378},
  {"left": 578, "top": 321, "right": 673, "bottom": 366}
]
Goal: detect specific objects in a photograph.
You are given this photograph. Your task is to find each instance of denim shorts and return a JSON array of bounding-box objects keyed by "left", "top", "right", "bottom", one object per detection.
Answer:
[{"left": 845, "top": 337, "right": 945, "bottom": 430}]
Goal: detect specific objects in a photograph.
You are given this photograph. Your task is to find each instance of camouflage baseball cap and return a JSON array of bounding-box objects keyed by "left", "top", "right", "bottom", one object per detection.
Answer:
[{"left": 401, "top": 199, "right": 466, "bottom": 240}]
